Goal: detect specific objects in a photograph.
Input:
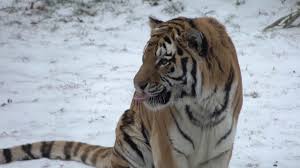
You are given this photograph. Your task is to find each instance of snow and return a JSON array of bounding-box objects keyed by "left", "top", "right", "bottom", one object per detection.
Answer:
[{"left": 0, "top": 0, "right": 299, "bottom": 167}]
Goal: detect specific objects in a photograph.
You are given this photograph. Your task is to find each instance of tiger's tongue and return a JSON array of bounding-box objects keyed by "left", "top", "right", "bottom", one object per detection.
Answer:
[{"left": 133, "top": 92, "right": 148, "bottom": 101}]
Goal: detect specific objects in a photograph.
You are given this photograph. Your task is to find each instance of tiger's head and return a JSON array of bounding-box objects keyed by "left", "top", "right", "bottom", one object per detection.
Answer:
[{"left": 133, "top": 16, "right": 235, "bottom": 111}]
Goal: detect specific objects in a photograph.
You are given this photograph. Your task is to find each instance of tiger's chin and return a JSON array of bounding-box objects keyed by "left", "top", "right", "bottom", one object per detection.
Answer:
[
  {"left": 134, "top": 89, "right": 172, "bottom": 111},
  {"left": 145, "top": 90, "right": 172, "bottom": 111}
]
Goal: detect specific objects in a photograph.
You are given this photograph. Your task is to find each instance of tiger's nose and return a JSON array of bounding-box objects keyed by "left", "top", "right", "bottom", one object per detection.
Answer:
[
  {"left": 139, "top": 82, "right": 148, "bottom": 90},
  {"left": 134, "top": 81, "right": 148, "bottom": 93}
]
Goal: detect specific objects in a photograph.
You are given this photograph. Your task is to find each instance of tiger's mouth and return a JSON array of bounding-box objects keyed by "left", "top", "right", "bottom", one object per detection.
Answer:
[
  {"left": 134, "top": 88, "right": 172, "bottom": 109},
  {"left": 133, "top": 92, "right": 150, "bottom": 102}
]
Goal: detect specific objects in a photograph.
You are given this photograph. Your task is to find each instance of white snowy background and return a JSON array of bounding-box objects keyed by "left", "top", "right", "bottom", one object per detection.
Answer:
[{"left": 0, "top": 0, "right": 299, "bottom": 167}]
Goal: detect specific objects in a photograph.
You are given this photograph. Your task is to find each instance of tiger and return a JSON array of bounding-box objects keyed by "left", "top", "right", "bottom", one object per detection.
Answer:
[{"left": 0, "top": 16, "right": 243, "bottom": 168}]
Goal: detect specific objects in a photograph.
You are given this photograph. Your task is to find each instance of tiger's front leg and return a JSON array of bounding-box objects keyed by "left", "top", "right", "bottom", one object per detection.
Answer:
[
  {"left": 149, "top": 115, "right": 188, "bottom": 168},
  {"left": 150, "top": 132, "right": 179, "bottom": 168}
]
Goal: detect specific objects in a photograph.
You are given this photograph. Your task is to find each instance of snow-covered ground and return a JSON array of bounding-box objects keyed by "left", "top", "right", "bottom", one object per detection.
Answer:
[{"left": 0, "top": 0, "right": 299, "bottom": 167}]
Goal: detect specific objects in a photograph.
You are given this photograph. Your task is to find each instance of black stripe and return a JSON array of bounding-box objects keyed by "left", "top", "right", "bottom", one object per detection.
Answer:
[
  {"left": 162, "top": 43, "right": 167, "bottom": 51},
  {"left": 211, "top": 116, "right": 226, "bottom": 127},
  {"left": 180, "top": 90, "right": 188, "bottom": 98},
  {"left": 216, "top": 120, "right": 234, "bottom": 146},
  {"left": 167, "top": 57, "right": 188, "bottom": 81},
  {"left": 174, "top": 27, "right": 181, "bottom": 36},
  {"left": 81, "top": 145, "right": 96, "bottom": 163},
  {"left": 156, "top": 24, "right": 171, "bottom": 29},
  {"left": 191, "top": 58, "right": 197, "bottom": 96},
  {"left": 168, "top": 73, "right": 186, "bottom": 81},
  {"left": 202, "top": 86, "right": 217, "bottom": 102},
  {"left": 200, "top": 71, "right": 204, "bottom": 96},
  {"left": 187, "top": 19, "right": 208, "bottom": 57},
  {"left": 215, "top": 58, "right": 224, "bottom": 72},
  {"left": 206, "top": 58, "right": 212, "bottom": 70},
  {"left": 201, "top": 35, "right": 208, "bottom": 56},
  {"left": 113, "top": 147, "right": 128, "bottom": 163},
  {"left": 186, "top": 18, "right": 197, "bottom": 29},
  {"left": 161, "top": 76, "right": 173, "bottom": 87},
  {"left": 167, "top": 74, "right": 185, "bottom": 81},
  {"left": 21, "top": 144, "right": 36, "bottom": 159},
  {"left": 165, "top": 53, "right": 173, "bottom": 57},
  {"left": 169, "top": 138, "right": 187, "bottom": 158},
  {"left": 141, "top": 123, "right": 150, "bottom": 146},
  {"left": 170, "top": 110, "right": 195, "bottom": 149},
  {"left": 121, "top": 110, "right": 134, "bottom": 126},
  {"left": 73, "top": 142, "right": 83, "bottom": 156},
  {"left": 99, "top": 148, "right": 110, "bottom": 158},
  {"left": 91, "top": 148, "right": 102, "bottom": 165},
  {"left": 164, "top": 36, "right": 171, "bottom": 44},
  {"left": 187, "top": 18, "right": 208, "bottom": 57},
  {"left": 120, "top": 110, "right": 144, "bottom": 161},
  {"left": 185, "top": 105, "right": 201, "bottom": 126},
  {"left": 169, "top": 67, "right": 175, "bottom": 73},
  {"left": 150, "top": 34, "right": 162, "bottom": 38},
  {"left": 181, "top": 57, "right": 188, "bottom": 82},
  {"left": 158, "top": 58, "right": 169, "bottom": 66},
  {"left": 3, "top": 149, "right": 12, "bottom": 163},
  {"left": 114, "top": 147, "right": 134, "bottom": 168},
  {"left": 170, "top": 17, "right": 187, "bottom": 22},
  {"left": 123, "top": 132, "right": 144, "bottom": 161},
  {"left": 149, "top": 17, "right": 162, "bottom": 25},
  {"left": 64, "top": 142, "right": 74, "bottom": 160},
  {"left": 168, "top": 21, "right": 185, "bottom": 28},
  {"left": 185, "top": 104, "right": 225, "bottom": 128},
  {"left": 210, "top": 68, "right": 234, "bottom": 118},
  {"left": 198, "top": 149, "right": 231, "bottom": 166},
  {"left": 41, "top": 141, "right": 54, "bottom": 158},
  {"left": 177, "top": 46, "right": 183, "bottom": 56},
  {"left": 169, "top": 55, "right": 176, "bottom": 64}
]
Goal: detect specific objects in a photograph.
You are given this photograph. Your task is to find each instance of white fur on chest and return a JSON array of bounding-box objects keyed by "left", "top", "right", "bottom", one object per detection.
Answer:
[
  {"left": 169, "top": 82, "right": 238, "bottom": 168},
  {"left": 169, "top": 111, "right": 236, "bottom": 166},
  {"left": 189, "top": 114, "right": 236, "bottom": 167}
]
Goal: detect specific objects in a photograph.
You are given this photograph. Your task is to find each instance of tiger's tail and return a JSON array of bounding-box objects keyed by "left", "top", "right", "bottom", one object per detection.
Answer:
[{"left": 0, "top": 141, "right": 112, "bottom": 167}]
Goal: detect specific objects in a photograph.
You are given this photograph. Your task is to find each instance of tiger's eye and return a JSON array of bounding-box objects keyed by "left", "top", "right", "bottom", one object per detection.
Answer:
[{"left": 159, "top": 59, "right": 169, "bottom": 66}]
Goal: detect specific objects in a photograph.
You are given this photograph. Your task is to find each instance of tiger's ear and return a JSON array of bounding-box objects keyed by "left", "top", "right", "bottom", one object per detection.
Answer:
[
  {"left": 149, "top": 16, "right": 163, "bottom": 29},
  {"left": 186, "top": 29, "right": 208, "bottom": 57}
]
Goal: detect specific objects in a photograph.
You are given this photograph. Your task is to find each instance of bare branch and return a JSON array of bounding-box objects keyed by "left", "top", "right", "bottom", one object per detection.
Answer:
[{"left": 263, "top": 9, "right": 300, "bottom": 31}]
